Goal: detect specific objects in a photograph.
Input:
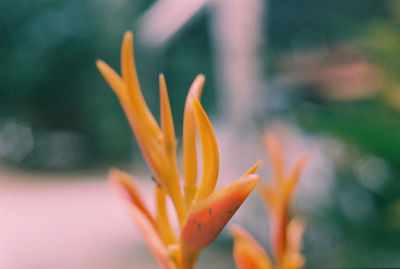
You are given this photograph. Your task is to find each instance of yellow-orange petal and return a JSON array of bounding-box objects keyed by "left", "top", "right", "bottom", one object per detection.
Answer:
[
  {"left": 180, "top": 174, "right": 259, "bottom": 251},
  {"left": 128, "top": 205, "right": 177, "bottom": 269},
  {"left": 230, "top": 225, "right": 272, "bottom": 269},
  {"left": 159, "top": 74, "right": 177, "bottom": 154},
  {"left": 109, "top": 169, "right": 157, "bottom": 229},
  {"left": 156, "top": 186, "right": 177, "bottom": 245},
  {"left": 192, "top": 99, "right": 219, "bottom": 202},
  {"left": 183, "top": 75, "right": 205, "bottom": 207}
]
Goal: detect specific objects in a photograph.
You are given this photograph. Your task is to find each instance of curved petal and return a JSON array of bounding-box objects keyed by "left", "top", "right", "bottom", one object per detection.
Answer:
[
  {"left": 97, "top": 33, "right": 167, "bottom": 183},
  {"left": 121, "top": 31, "right": 161, "bottom": 138},
  {"left": 180, "top": 174, "right": 259, "bottom": 251},
  {"left": 183, "top": 75, "right": 205, "bottom": 207},
  {"left": 230, "top": 225, "right": 272, "bottom": 269},
  {"left": 192, "top": 99, "right": 219, "bottom": 202},
  {"left": 158, "top": 74, "right": 185, "bottom": 224}
]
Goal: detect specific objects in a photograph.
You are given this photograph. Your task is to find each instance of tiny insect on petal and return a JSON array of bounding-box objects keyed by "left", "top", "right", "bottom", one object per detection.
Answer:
[{"left": 180, "top": 174, "right": 259, "bottom": 251}]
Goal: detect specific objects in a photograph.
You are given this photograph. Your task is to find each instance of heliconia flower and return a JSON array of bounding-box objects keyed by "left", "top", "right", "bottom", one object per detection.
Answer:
[
  {"left": 230, "top": 133, "right": 307, "bottom": 269},
  {"left": 97, "top": 31, "right": 260, "bottom": 269}
]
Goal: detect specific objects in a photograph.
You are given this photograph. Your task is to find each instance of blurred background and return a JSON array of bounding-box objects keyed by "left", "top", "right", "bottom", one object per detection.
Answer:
[{"left": 1, "top": 0, "right": 400, "bottom": 268}]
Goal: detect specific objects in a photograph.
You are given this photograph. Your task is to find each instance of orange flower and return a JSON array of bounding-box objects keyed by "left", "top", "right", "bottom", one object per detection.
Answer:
[
  {"left": 97, "top": 31, "right": 260, "bottom": 269},
  {"left": 231, "top": 133, "right": 307, "bottom": 269}
]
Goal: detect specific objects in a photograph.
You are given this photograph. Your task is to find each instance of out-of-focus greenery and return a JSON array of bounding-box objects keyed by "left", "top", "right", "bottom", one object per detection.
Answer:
[
  {"left": 275, "top": 1, "right": 400, "bottom": 267},
  {"left": 0, "top": 0, "right": 213, "bottom": 169}
]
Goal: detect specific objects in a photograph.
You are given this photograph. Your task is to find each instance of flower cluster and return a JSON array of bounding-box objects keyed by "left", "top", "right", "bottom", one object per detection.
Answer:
[
  {"left": 96, "top": 31, "right": 260, "bottom": 269},
  {"left": 231, "top": 133, "right": 307, "bottom": 269}
]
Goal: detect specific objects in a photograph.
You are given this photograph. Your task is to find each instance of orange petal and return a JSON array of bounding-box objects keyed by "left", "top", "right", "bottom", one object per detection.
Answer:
[
  {"left": 230, "top": 225, "right": 272, "bottom": 269},
  {"left": 109, "top": 169, "right": 157, "bottom": 229},
  {"left": 282, "top": 218, "right": 306, "bottom": 269},
  {"left": 192, "top": 99, "right": 219, "bottom": 202},
  {"left": 258, "top": 182, "right": 276, "bottom": 213},
  {"left": 158, "top": 74, "right": 185, "bottom": 224},
  {"left": 287, "top": 218, "right": 306, "bottom": 254},
  {"left": 96, "top": 60, "right": 130, "bottom": 104},
  {"left": 265, "top": 133, "right": 284, "bottom": 186},
  {"left": 283, "top": 154, "right": 307, "bottom": 202},
  {"left": 128, "top": 205, "right": 177, "bottom": 269},
  {"left": 245, "top": 160, "right": 262, "bottom": 175},
  {"left": 180, "top": 174, "right": 259, "bottom": 251},
  {"left": 120, "top": 31, "right": 161, "bottom": 138},
  {"left": 97, "top": 33, "right": 167, "bottom": 184},
  {"left": 183, "top": 75, "right": 205, "bottom": 207}
]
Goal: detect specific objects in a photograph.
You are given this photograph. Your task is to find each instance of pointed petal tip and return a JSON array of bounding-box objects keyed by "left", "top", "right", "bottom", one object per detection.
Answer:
[
  {"left": 229, "top": 224, "right": 246, "bottom": 238},
  {"left": 108, "top": 169, "right": 135, "bottom": 199},
  {"left": 95, "top": 59, "right": 107, "bottom": 71},
  {"left": 187, "top": 75, "right": 205, "bottom": 102},
  {"left": 123, "top": 30, "right": 133, "bottom": 42},
  {"left": 108, "top": 168, "right": 124, "bottom": 186},
  {"left": 196, "top": 74, "right": 205, "bottom": 82},
  {"left": 245, "top": 160, "right": 262, "bottom": 175}
]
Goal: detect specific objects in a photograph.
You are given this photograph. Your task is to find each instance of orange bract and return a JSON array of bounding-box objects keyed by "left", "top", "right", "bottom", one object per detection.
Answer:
[
  {"left": 231, "top": 133, "right": 307, "bottom": 269},
  {"left": 97, "top": 31, "right": 260, "bottom": 269}
]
